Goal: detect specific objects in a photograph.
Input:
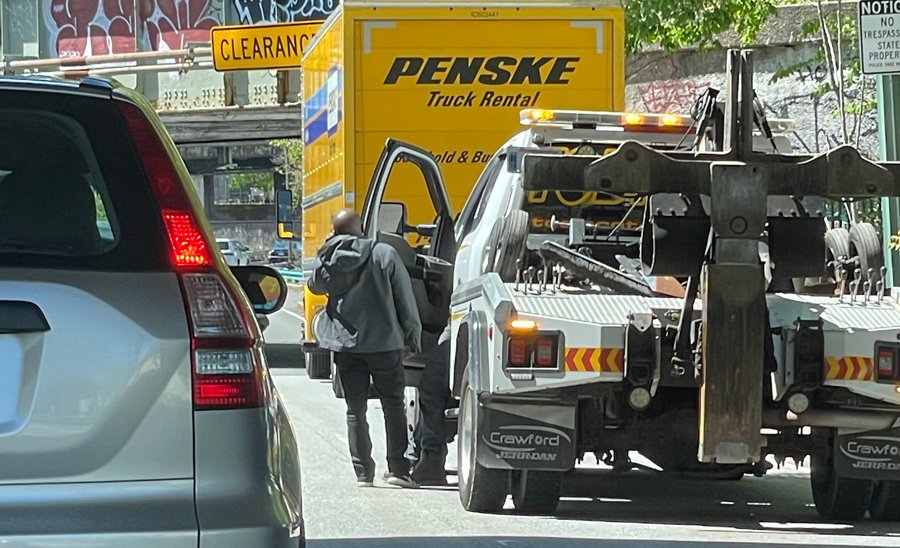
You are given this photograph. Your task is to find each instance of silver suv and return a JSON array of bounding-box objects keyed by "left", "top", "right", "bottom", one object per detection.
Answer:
[{"left": 0, "top": 76, "right": 304, "bottom": 547}]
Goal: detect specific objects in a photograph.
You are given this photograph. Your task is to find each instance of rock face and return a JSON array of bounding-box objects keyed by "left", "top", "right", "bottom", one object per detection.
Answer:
[{"left": 625, "top": 3, "right": 878, "bottom": 159}]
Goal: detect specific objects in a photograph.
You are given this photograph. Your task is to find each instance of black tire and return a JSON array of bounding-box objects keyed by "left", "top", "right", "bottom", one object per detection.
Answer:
[
  {"left": 458, "top": 374, "right": 509, "bottom": 513},
  {"left": 481, "top": 210, "right": 529, "bottom": 282},
  {"left": 848, "top": 222, "right": 883, "bottom": 283},
  {"left": 810, "top": 450, "right": 874, "bottom": 521},
  {"left": 511, "top": 470, "right": 562, "bottom": 514},
  {"left": 641, "top": 409, "right": 746, "bottom": 480},
  {"left": 870, "top": 481, "right": 900, "bottom": 521},
  {"left": 824, "top": 227, "right": 849, "bottom": 282},
  {"left": 305, "top": 350, "right": 332, "bottom": 380}
]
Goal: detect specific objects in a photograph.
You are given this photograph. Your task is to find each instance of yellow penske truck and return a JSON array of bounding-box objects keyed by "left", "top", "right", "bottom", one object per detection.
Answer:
[{"left": 290, "top": 0, "right": 626, "bottom": 378}]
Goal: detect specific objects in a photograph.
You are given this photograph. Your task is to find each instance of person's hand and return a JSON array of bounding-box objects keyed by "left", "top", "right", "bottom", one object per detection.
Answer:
[{"left": 404, "top": 346, "right": 416, "bottom": 359}]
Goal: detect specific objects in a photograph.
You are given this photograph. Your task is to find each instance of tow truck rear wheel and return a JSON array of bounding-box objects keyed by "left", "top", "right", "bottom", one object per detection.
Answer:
[
  {"left": 810, "top": 449, "right": 874, "bottom": 521},
  {"left": 824, "top": 227, "right": 849, "bottom": 282},
  {"left": 848, "top": 222, "right": 883, "bottom": 283},
  {"left": 869, "top": 481, "right": 900, "bottom": 521},
  {"left": 458, "top": 374, "right": 509, "bottom": 513},
  {"left": 511, "top": 470, "right": 562, "bottom": 514}
]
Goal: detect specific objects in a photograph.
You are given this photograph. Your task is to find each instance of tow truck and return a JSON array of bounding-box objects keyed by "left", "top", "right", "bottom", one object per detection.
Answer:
[{"left": 351, "top": 50, "right": 900, "bottom": 520}]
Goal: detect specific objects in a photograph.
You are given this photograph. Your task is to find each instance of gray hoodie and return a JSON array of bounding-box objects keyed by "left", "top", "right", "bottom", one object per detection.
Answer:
[{"left": 308, "top": 234, "right": 422, "bottom": 354}]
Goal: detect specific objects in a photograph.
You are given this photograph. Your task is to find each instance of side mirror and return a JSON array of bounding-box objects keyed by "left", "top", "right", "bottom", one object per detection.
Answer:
[
  {"left": 379, "top": 202, "right": 407, "bottom": 235},
  {"left": 230, "top": 265, "right": 287, "bottom": 315},
  {"left": 276, "top": 190, "right": 294, "bottom": 239}
]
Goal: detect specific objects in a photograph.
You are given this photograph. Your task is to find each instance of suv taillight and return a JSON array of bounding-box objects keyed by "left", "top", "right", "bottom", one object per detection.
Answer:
[
  {"left": 118, "top": 100, "right": 264, "bottom": 410},
  {"left": 183, "top": 274, "right": 263, "bottom": 409}
]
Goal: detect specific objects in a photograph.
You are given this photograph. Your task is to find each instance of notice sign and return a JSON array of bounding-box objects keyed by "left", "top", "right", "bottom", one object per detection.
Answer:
[
  {"left": 860, "top": 0, "right": 900, "bottom": 74},
  {"left": 211, "top": 22, "right": 320, "bottom": 72}
]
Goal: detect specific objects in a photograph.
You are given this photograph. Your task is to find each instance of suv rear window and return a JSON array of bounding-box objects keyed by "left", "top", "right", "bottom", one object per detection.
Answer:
[
  {"left": 0, "top": 88, "right": 170, "bottom": 270},
  {"left": 0, "top": 109, "right": 119, "bottom": 257},
  {"left": 218, "top": 240, "right": 231, "bottom": 251}
]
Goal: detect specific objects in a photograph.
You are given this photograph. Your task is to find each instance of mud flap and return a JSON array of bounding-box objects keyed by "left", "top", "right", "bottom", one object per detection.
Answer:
[
  {"left": 699, "top": 263, "right": 765, "bottom": 464},
  {"left": 475, "top": 399, "right": 576, "bottom": 472},
  {"left": 834, "top": 426, "right": 900, "bottom": 480}
]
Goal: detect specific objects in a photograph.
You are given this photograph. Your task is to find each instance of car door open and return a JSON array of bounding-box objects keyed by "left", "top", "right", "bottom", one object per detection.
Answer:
[{"left": 361, "top": 139, "right": 456, "bottom": 370}]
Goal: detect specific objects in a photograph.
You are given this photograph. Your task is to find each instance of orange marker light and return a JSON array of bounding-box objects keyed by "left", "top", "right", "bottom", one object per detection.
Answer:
[
  {"left": 510, "top": 319, "right": 538, "bottom": 334},
  {"left": 623, "top": 113, "right": 644, "bottom": 126}
]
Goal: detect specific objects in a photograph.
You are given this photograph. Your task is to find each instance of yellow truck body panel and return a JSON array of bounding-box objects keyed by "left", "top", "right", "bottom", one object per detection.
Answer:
[{"left": 302, "top": 0, "right": 625, "bottom": 340}]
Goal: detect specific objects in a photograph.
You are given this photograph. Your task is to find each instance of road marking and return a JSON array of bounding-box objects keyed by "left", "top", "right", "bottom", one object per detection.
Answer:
[{"left": 281, "top": 309, "right": 304, "bottom": 321}]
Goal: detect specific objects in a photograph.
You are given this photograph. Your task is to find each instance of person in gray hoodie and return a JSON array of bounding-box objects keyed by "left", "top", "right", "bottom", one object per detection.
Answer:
[{"left": 308, "top": 208, "right": 422, "bottom": 489}]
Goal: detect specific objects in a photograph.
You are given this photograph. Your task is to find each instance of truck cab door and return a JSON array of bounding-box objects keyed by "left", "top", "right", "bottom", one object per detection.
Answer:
[{"left": 361, "top": 139, "right": 455, "bottom": 356}]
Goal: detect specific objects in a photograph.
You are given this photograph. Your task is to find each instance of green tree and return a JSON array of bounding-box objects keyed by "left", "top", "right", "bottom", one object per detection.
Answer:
[
  {"left": 270, "top": 138, "right": 304, "bottom": 217},
  {"left": 229, "top": 171, "right": 272, "bottom": 194},
  {"left": 768, "top": 1, "right": 878, "bottom": 225},
  {"left": 624, "top": 0, "right": 776, "bottom": 53},
  {"left": 770, "top": 1, "right": 873, "bottom": 149}
]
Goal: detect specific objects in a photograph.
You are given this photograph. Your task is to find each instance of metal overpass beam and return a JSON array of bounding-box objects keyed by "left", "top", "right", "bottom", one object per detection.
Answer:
[{"left": 160, "top": 105, "right": 303, "bottom": 145}]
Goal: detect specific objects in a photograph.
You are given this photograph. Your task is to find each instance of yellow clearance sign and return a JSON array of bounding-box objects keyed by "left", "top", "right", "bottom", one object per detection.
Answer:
[{"left": 211, "top": 22, "right": 320, "bottom": 72}]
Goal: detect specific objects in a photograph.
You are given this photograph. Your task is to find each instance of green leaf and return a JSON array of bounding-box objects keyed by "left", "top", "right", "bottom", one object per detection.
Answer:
[{"left": 624, "top": 0, "right": 776, "bottom": 53}]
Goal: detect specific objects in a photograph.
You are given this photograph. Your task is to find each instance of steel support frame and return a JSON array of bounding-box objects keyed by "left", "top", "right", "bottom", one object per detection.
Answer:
[{"left": 522, "top": 49, "right": 900, "bottom": 465}]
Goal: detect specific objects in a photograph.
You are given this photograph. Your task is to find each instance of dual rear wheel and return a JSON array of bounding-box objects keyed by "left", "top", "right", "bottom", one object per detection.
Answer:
[
  {"left": 456, "top": 372, "right": 562, "bottom": 514},
  {"left": 811, "top": 445, "right": 900, "bottom": 521}
]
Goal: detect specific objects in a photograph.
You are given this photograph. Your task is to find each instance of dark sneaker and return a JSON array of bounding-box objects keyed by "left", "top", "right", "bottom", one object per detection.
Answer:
[
  {"left": 411, "top": 450, "right": 448, "bottom": 486},
  {"left": 356, "top": 458, "right": 375, "bottom": 487},
  {"left": 382, "top": 472, "right": 419, "bottom": 489}
]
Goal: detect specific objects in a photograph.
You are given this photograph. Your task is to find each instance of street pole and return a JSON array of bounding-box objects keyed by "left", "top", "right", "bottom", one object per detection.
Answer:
[{"left": 878, "top": 75, "right": 900, "bottom": 287}]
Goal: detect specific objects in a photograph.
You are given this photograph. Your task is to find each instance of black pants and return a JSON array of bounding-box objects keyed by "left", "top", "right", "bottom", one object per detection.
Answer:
[
  {"left": 413, "top": 340, "right": 450, "bottom": 457},
  {"left": 335, "top": 350, "right": 409, "bottom": 480}
]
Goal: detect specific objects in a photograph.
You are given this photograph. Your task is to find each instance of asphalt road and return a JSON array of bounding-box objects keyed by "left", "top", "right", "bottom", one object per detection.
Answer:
[
  {"left": 262, "top": 283, "right": 306, "bottom": 368},
  {"left": 265, "top": 287, "right": 900, "bottom": 547}
]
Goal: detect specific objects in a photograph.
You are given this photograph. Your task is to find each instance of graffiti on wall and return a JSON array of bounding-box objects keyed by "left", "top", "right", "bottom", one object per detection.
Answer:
[
  {"left": 42, "top": 1, "right": 334, "bottom": 57},
  {"left": 142, "top": 0, "right": 224, "bottom": 51},
  {"left": 791, "top": 63, "right": 829, "bottom": 84},
  {"left": 45, "top": 0, "right": 137, "bottom": 56},
  {"left": 44, "top": 0, "right": 225, "bottom": 57},
  {"left": 232, "top": 0, "right": 338, "bottom": 24},
  {"left": 634, "top": 79, "right": 711, "bottom": 114}
]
